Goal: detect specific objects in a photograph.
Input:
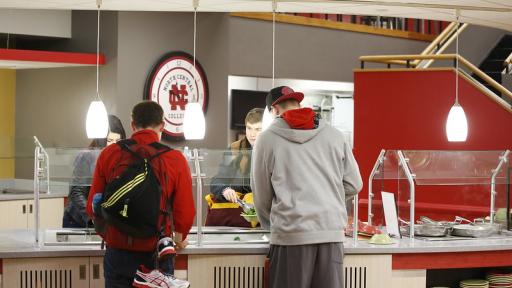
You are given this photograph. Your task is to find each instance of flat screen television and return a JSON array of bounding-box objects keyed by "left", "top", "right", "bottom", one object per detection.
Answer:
[{"left": 231, "top": 89, "right": 268, "bottom": 129}]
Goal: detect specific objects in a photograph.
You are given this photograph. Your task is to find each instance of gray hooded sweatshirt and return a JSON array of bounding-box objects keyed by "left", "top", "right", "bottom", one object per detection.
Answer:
[{"left": 251, "top": 117, "right": 363, "bottom": 245}]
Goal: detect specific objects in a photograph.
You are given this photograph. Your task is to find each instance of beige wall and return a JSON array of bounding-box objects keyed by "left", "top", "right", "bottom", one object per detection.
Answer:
[
  {"left": 116, "top": 12, "right": 230, "bottom": 149},
  {"left": 0, "top": 69, "right": 15, "bottom": 178}
]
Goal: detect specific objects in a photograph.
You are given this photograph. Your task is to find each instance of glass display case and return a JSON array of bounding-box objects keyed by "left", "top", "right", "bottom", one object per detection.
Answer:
[
  {"left": 35, "top": 143, "right": 271, "bottom": 247},
  {"left": 0, "top": 136, "right": 39, "bottom": 194},
  {"left": 190, "top": 147, "right": 356, "bottom": 244},
  {"left": 186, "top": 148, "right": 269, "bottom": 246},
  {"left": 366, "top": 150, "right": 510, "bottom": 239},
  {"left": 0, "top": 136, "right": 65, "bottom": 246},
  {"left": 9, "top": 138, "right": 356, "bottom": 247}
]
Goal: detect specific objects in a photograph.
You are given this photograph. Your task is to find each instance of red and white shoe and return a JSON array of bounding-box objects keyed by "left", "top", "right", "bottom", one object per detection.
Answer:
[{"left": 133, "top": 265, "right": 190, "bottom": 288}]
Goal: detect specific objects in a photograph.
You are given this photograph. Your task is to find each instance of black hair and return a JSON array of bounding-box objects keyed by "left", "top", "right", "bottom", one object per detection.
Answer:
[
  {"left": 108, "top": 115, "right": 126, "bottom": 139},
  {"left": 89, "top": 114, "right": 126, "bottom": 148}
]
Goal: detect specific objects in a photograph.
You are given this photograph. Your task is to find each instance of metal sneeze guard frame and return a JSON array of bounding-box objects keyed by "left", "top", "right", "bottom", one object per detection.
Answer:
[{"left": 367, "top": 149, "right": 510, "bottom": 239}]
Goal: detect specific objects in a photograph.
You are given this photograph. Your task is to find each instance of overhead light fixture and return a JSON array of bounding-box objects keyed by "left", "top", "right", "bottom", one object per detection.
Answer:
[
  {"left": 262, "top": 107, "right": 274, "bottom": 131},
  {"left": 262, "top": 0, "right": 277, "bottom": 132},
  {"left": 446, "top": 9, "right": 468, "bottom": 142},
  {"left": 183, "top": 0, "right": 206, "bottom": 140},
  {"left": 86, "top": 0, "right": 109, "bottom": 139}
]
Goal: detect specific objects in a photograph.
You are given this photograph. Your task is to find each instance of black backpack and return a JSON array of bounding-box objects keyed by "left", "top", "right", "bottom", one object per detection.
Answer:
[{"left": 98, "top": 139, "right": 171, "bottom": 238}]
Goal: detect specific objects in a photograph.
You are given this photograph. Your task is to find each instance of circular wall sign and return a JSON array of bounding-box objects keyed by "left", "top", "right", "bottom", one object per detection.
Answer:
[{"left": 144, "top": 51, "right": 209, "bottom": 141}]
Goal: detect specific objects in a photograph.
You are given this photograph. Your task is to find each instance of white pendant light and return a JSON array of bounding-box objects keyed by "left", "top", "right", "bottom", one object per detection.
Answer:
[
  {"left": 183, "top": 0, "right": 206, "bottom": 140},
  {"left": 86, "top": 0, "right": 108, "bottom": 139},
  {"left": 183, "top": 102, "right": 206, "bottom": 139},
  {"left": 86, "top": 100, "right": 109, "bottom": 138},
  {"left": 262, "top": 107, "right": 274, "bottom": 131},
  {"left": 446, "top": 102, "right": 468, "bottom": 141},
  {"left": 445, "top": 9, "right": 468, "bottom": 142}
]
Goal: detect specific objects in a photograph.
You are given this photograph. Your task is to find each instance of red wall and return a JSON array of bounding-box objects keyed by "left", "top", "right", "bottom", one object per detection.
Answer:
[{"left": 354, "top": 69, "right": 512, "bottom": 222}]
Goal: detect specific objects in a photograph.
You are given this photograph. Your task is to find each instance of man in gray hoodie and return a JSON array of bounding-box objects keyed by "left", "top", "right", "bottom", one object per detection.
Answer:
[{"left": 251, "top": 86, "right": 363, "bottom": 288}]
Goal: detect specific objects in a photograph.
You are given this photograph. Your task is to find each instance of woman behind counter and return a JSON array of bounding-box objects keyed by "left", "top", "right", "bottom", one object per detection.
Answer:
[
  {"left": 62, "top": 115, "right": 126, "bottom": 228},
  {"left": 206, "top": 108, "right": 263, "bottom": 227}
]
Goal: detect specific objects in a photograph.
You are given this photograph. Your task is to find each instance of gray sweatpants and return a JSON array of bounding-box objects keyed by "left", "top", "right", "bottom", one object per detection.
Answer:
[{"left": 268, "top": 242, "right": 344, "bottom": 288}]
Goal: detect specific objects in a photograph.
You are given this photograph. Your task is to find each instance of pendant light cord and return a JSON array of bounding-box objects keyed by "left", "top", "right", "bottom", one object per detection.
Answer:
[
  {"left": 272, "top": 0, "right": 276, "bottom": 88},
  {"left": 193, "top": 0, "right": 198, "bottom": 102},
  {"left": 6, "top": 9, "right": 10, "bottom": 49},
  {"left": 96, "top": 0, "right": 102, "bottom": 101},
  {"left": 455, "top": 9, "right": 460, "bottom": 105}
]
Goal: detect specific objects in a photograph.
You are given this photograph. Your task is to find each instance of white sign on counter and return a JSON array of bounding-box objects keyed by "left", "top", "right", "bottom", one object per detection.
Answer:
[{"left": 381, "top": 191, "right": 401, "bottom": 238}]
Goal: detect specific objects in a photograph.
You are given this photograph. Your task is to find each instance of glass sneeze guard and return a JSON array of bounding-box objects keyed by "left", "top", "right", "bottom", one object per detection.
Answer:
[
  {"left": 366, "top": 149, "right": 510, "bottom": 239},
  {"left": 187, "top": 148, "right": 269, "bottom": 246},
  {"left": 37, "top": 145, "right": 269, "bottom": 247}
]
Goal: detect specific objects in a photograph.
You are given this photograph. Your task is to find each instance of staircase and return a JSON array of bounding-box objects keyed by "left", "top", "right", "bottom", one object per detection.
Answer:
[{"left": 475, "top": 34, "right": 512, "bottom": 97}]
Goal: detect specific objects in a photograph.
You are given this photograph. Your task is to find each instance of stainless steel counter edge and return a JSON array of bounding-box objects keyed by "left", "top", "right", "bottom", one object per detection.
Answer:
[
  {"left": 4, "top": 234, "right": 512, "bottom": 258},
  {"left": 0, "top": 191, "right": 68, "bottom": 201}
]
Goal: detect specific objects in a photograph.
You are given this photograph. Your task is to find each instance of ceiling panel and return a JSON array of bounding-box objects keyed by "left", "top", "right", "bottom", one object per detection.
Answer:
[{"left": 0, "top": 0, "right": 510, "bottom": 31}]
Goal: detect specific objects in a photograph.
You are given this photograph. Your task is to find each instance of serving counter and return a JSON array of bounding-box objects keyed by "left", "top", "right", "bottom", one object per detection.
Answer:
[
  {"left": 1, "top": 142, "right": 511, "bottom": 287},
  {"left": 2, "top": 229, "right": 512, "bottom": 288}
]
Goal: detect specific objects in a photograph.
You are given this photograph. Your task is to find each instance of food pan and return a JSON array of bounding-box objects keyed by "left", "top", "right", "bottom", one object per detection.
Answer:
[
  {"left": 451, "top": 224, "right": 495, "bottom": 238},
  {"left": 401, "top": 224, "right": 450, "bottom": 237}
]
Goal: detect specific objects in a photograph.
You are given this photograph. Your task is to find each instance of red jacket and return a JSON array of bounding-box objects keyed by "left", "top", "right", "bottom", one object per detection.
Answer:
[{"left": 86, "top": 130, "right": 195, "bottom": 251}]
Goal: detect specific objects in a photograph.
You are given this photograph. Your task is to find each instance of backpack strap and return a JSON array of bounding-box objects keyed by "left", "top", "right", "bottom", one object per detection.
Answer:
[
  {"left": 148, "top": 142, "right": 172, "bottom": 161},
  {"left": 116, "top": 140, "right": 172, "bottom": 161},
  {"left": 117, "top": 139, "right": 142, "bottom": 160}
]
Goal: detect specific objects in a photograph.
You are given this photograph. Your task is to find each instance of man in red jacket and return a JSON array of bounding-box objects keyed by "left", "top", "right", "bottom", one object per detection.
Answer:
[{"left": 86, "top": 101, "right": 195, "bottom": 288}]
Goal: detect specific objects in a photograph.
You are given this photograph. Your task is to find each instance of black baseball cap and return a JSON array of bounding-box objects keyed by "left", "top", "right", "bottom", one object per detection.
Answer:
[{"left": 265, "top": 86, "right": 304, "bottom": 109}]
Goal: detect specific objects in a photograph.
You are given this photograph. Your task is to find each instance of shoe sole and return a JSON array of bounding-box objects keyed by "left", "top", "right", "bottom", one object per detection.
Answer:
[
  {"left": 133, "top": 277, "right": 190, "bottom": 288},
  {"left": 133, "top": 279, "right": 161, "bottom": 288}
]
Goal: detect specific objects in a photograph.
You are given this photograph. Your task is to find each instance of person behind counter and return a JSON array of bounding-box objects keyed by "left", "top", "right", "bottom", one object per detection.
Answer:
[
  {"left": 62, "top": 115, "right": 126, "bottom": 228},
  {"left": 251, "top": 86, "right": 363, "bottom": 288},
  {"left": 205, "top": 108, "right": 263, "bottom": 227}
]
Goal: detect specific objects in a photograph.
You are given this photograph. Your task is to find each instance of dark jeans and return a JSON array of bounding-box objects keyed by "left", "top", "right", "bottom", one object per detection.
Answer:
[{"left": 104, "top": 247, "right": 175, "bottom": 288}]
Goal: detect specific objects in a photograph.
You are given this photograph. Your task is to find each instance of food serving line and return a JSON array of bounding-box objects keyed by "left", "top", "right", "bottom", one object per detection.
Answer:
[
  {"left": 3, "top": 228, "right": 512, "bottom": 287},
  {"left": 0, "top": 149, "right": 510, "bottom": 287}
]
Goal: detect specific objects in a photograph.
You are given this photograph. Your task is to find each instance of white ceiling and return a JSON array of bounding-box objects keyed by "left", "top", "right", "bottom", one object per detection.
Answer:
[{"left": 0, "top": 0, "right": 511, "bottom": 31}]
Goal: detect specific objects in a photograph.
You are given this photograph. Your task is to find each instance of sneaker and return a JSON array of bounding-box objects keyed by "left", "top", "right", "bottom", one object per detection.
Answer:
[
  {"left": 157, "top": 237, "right": 176, "bottom": 260},
  {"left": 165, "top": 274, "right": 190, "bottom": 288},
  {"left": 133, "top": 265, "right": 190, "bottom": 288}
]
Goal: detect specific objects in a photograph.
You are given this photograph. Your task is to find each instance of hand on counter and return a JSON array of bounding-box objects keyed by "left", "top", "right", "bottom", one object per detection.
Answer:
[
  {"left": 175, "top": 239, "right": 189, "bottom": 251},
  {"left": 173, "top": 232, "right": 188, "bottom": 250}
]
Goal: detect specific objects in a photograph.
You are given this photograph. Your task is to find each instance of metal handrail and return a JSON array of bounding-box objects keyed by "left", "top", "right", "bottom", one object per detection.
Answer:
[
  {"left": 397, "top": 151, "right": 415, "bottom": 239},
  {"left": 504, "top": 52, "right": 512, "bottom": 74},
  {"left": 192, "top": 148, "right": 204, "bottom": 246},
  {"left": 33, "top": 136, "right": 49, "bottom": 247},
  {"left": 417, "top": 23, "right": 468, "bottom": 68},
  {"left": 367, "top": 149, "right": 386, "bottom": 226},
  {"left": 420, "top": 22, "right": 457, "bottom": 56},
  {"left": 388, "top": 22, "right": 467, "bottom": 68},
  {"left": 359, "top": 54, "right": 512, "bottom": 105},
  {"left": 490, "top": 150, "right": 510, "bottom": 224},
  {"left": 353, "top": 194, "right": 359, "bottom": 244}
]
